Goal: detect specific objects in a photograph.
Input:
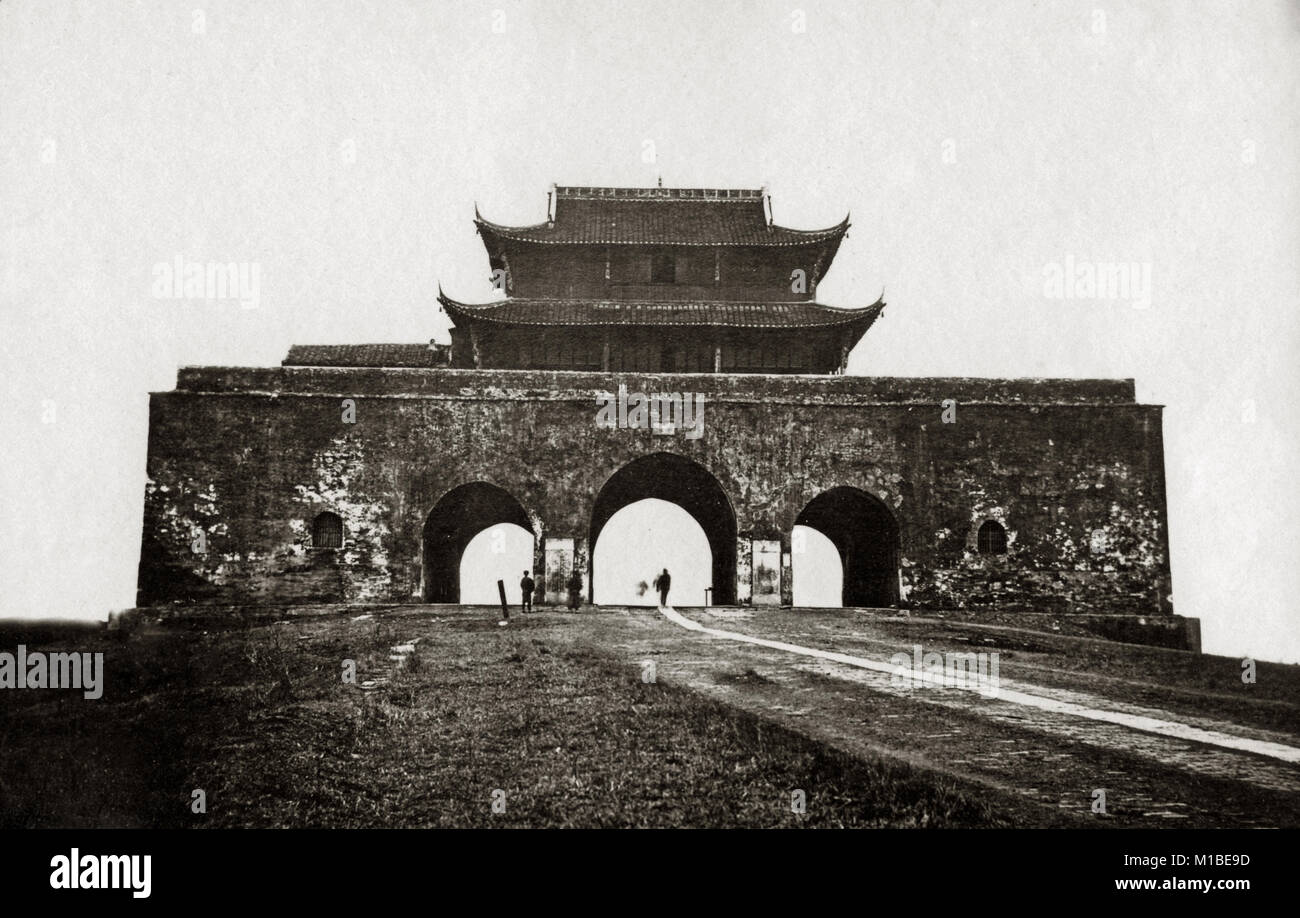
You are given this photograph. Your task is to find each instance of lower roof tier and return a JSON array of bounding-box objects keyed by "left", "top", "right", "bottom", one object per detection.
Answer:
[{"left": 437, "top": 291, "right": 884, "bottom": 330}]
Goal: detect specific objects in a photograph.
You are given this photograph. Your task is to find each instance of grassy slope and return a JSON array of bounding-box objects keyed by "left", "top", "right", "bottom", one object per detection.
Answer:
[{"left": 0, "top": 610, "right": 1010, "bottom": 828}]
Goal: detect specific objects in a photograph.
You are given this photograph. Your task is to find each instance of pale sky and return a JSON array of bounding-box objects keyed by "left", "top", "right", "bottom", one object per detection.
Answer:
[
  {"left": 2, "top": 1, "right": 1297, "bottom": 662},
  {"left": 593, "top": 499, "right": 713, "bottom": 606}
]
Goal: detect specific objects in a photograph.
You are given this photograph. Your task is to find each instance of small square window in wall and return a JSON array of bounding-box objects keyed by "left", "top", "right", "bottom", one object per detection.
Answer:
[
  {"left": 312, "top": 512, "right": 344, "bottom": 549},
  {"left": 977, "top": 521, "right": 1008, "bottom": 554},
  {"left": 633, "top": 255, "right": 652, "bottom": 284},
  {"left": 650, "top": 254, "right": 676, "bottom": 285}
]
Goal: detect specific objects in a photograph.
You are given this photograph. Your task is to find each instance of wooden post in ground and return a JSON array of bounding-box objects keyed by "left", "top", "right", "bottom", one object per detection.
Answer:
[{"left": 497, "top": 579, "right": 509, "bottom": 625}]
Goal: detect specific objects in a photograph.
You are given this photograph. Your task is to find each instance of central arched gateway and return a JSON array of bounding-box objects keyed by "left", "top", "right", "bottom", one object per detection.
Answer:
[
  {"left": 794, "top": 486, "right": 899, "bottom": 607},
  {"left": 589, "top": 453, "right": 737, "bottom": 605},
  {"left": 422, "top": 482, "right": 533, "bottom": 603}
]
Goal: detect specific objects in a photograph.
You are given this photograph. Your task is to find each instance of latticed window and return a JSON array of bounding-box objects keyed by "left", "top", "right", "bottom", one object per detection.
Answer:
[
  {"left": 312, "top": 511, "right": 344, "bottom": 549},
  {"left": 650, "top": 254, "right": 676, "bottom": 284},
  {"left": 977, "top": 520, "right": 1007, "bottom": 554}
]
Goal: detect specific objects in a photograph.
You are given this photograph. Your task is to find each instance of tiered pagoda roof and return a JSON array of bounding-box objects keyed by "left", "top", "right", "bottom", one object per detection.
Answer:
[
  {"left": 284, "top": 183, "right": 885, "bottom": 375},
  {"left": 452, "top": 184, "right": 880, "bottom": 342}
]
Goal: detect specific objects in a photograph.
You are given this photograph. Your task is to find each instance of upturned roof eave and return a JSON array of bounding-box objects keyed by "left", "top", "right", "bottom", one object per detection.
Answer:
[
  {"left": 473, "top": 213, "right": 851, "bottom": 247},
  {"left": 436, "top": 291, "right": 883, "bottom": 330}
]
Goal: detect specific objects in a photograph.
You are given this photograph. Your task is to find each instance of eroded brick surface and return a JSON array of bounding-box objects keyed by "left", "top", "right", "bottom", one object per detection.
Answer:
[{"left": 138, "top": 368, "right": 1173, "bottom": 625}]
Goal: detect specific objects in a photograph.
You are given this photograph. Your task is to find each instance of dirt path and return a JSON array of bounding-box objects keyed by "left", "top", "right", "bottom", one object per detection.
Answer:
[{"left": 568, "top": 607, "right": 1300, "bottom": 828}]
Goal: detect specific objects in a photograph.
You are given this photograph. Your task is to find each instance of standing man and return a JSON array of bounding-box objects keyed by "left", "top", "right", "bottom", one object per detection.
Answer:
[
  {"left": 653, "top": 568, "right": 671, "bottom": 609},
  {"left": 520, "top": 570, "right": 535, "bottom": 614},
  {"left": 566, "top": 568, "right": 583, "bottom": 610}
]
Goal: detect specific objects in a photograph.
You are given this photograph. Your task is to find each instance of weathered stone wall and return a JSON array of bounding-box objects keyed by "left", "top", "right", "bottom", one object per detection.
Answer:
[{"left": 137, "top": 367, "right": 1172, "bottom": 617}]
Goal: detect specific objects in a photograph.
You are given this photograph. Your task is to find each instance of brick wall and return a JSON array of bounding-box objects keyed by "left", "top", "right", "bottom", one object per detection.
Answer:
[{"left": 138, "top": 367, "right": 1171, "bottom": 617}]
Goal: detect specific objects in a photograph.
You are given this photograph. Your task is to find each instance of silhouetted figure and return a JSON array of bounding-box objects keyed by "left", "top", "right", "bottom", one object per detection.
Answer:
[
  {"left": 520, "top": 571, "right": 535, "bottom": 613},
  {"left": 653, "top": 568, "right": 671, "bottom": 608},
  {"left": 566, "top": 569, "right": 583, "bottom": 610}
]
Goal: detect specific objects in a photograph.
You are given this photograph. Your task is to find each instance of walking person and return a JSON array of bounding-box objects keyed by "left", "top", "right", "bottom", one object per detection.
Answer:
[
  {"left": 520, "top": 570, "right": 535, "bottom": 613},
  {"left": 652, "top": 567, "right": 671, "bottom": 609}
]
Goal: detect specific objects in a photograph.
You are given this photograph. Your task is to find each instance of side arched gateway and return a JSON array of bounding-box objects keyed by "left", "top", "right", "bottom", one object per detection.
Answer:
[
  {"left": 422, "top": 482, "right": 534, "bottom": 603},
  {"left": 793, "top": 486, "right": 899, "bottom": 607}
]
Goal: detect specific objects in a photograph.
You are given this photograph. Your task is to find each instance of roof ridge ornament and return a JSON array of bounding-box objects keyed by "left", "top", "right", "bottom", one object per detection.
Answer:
[{"left": 554, "top": 185, "right": 765, "bottom": 200}]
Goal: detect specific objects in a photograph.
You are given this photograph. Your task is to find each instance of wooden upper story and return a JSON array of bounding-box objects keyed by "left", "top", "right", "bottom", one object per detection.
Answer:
[{"left": 474, "top": 185, "right": 850, "bottom": 301}]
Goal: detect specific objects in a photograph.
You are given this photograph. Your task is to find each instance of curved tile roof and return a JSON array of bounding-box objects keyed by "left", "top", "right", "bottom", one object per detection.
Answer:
[
  {"left": 475, "top": 186, "right": 849, "bottom": 247},
  {"left": 438, "top": 291, "right": 884, "bottom": 329},
  {"left": 284, "top": 343, "right": 449, "bottom": 368}
]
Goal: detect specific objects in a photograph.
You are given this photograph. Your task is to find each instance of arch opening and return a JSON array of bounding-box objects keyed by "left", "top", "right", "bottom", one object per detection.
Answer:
[
  {"left": 422, "top": 482, "right": 534, "bottom": 603},
  {"left": 589, "top": 453, "right": 737, "bottom": 605},
  {"left": 791, "top": 524, "right": 843, "bottom": 608},
  {"left": 793, "top": 487, "right": 899, "bottom": 608},
  {"left": 592, "top": 499, "right": 711, "bottom": 606},
  {"left": 459, "top": 523, "right": 535, "bottom": 604}
]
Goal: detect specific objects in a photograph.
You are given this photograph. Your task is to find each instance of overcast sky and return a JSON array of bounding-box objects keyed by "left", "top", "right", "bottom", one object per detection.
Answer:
[{"left": 2, "top": 0, "right": 1297, "bottom": 661}]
